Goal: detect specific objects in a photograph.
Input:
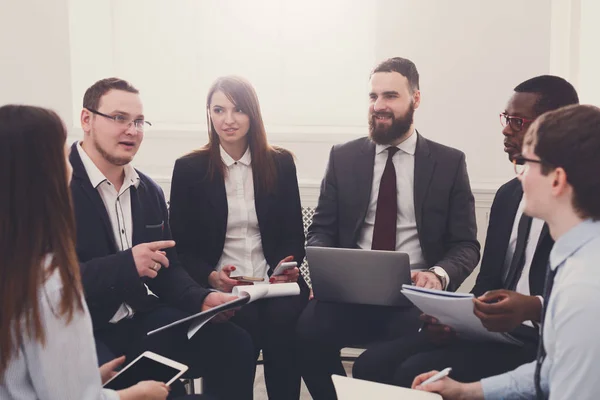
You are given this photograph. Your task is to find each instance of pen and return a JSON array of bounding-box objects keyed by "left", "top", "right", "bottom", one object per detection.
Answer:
[{"left": 420, "top": 367, "right": 452, "bottom": 386}]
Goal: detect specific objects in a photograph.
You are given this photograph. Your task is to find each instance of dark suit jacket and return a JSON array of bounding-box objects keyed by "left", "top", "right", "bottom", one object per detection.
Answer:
[
  {"left": 69, "top": 142, "right": 211, "bottom": 330},
  {"left": 168, "top": 149, "right": 308, "bottom": 292},
  {"left": 472, "top": 178, "right": 554, "bottom": 298},
  {"left": 307, "top": 134, "right": 480, "bottom": 291}
]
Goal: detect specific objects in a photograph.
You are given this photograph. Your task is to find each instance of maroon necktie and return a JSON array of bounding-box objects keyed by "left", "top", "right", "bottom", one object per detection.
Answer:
[{"left": 372, "top": 147, "right": 399, "bottom": 251}]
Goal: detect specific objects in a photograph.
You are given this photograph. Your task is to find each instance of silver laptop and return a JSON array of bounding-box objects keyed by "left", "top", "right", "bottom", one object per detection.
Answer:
[{"left": 306, "top": 246, "right": 413, "bottom": 307}]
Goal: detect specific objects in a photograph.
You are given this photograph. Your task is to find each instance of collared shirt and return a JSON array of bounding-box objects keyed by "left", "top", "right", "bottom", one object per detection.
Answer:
[
  {"left": 481, "top": 219, "right": 600, "bottom": 399},
  {"left": 0, "top": 256, "right": 119, "bottom": 400},
  {"left": 504, "top": 199, "right": 545, "bottom": 327},
  {"left": 77, "top": 142, "right": 140, "bottom": 322},
  {"left": 356, "top": 131, "right": 450, "bottom": 288},
  {"left": 216, "top": 146, "right": 269, "bottom": 281}
]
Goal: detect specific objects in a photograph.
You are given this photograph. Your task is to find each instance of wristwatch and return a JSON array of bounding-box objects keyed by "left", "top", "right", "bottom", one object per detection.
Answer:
[{"left": 428, "top": 267, "right": 448, "bottom": 290}]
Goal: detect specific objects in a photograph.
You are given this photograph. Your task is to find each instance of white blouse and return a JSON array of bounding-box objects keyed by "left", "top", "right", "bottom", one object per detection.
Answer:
[
  {"left": 216, "top": 146, "right": 269, "bottom": 281},
  {"left": 0, "top": 257, "right": 118, "bottom": 400}
]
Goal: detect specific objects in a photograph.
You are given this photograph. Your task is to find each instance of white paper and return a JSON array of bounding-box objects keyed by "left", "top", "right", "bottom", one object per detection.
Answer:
[
  {"left": 401, "top": 285, "right": 523, "bottom": 345},
  {"left": 232, "top": 282, "right": 300, "bottom": 303},
  {"left": 332, "top": 375, "right": 442, "bottom": 400}
]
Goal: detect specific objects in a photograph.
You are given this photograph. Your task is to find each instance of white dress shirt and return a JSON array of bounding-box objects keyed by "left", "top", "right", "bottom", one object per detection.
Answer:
[
  {"left": 0, "top": 256, "right": 119, "bottom": 400},
  {"left": 482, "top": 220, "right": 600, "bottom": 399},
  {"left": 216, "top": 146, "right": 270, "bottom": 281},
  {"left": 77, "top": 142, "right": 140, "bottom": 322},
  {"left": 503, "top": 199, "right": 545, "bottom": 327},
  {"left": 504, "top": 199, "right": 545, "bottom": 297},
  {"left": 356, "top": 131, "right": 450, "bottom": 287}
]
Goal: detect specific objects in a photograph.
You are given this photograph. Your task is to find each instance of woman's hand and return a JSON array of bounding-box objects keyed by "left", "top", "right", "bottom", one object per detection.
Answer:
[
  {"left": 118, "top": 381, "right": 170, "bottom": 400},
  {"left": 270, "top": 256, "right": 300, "bottom": 284},
  {"left": 99, "top": 355, "right": 125, "bottom": 384},
  {"left": 208, "top": 265, "right": 249, "bottom": 292}
]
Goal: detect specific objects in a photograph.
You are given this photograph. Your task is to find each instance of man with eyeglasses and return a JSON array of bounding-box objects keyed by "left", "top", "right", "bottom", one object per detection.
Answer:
[
  {"left": 352, "top": 75, "right": 579, "bottom": 389},
  {"left": 69, "top": 78, "right": 255, "bottom": 399},
  {"left": 414, "top": 104, "right": 600, "bottom": 399}
]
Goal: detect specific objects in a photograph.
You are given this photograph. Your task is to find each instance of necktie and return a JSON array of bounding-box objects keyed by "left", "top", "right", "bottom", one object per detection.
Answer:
[
  {"left": 372, "top": 147, "right": 399, "bottom": 251},
  {"left": 534, "top": 263, "right": 557, "bottom": 399},
  {"left": 506, "top": 214, "right": 533, "bottom": 290}
]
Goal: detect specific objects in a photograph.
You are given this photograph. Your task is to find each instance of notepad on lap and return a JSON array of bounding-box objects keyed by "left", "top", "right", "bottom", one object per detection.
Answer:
[
  {"left": 332, "top": 375, "right": 442, "bottom": 400},
  {"left": 401, "top": 285, "right": 523, "bottom": 345},
  {"left": 147, "top": 283, "right": 301, "bottom": 339}
]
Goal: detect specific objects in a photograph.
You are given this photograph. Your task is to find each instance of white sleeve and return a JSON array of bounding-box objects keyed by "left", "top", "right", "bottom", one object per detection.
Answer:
[
  {"left": 548, "top": 283, "right": 600, "bottom": 400},
  {"left": 24, "top": 282, "right": 119, "bottom": 400}
]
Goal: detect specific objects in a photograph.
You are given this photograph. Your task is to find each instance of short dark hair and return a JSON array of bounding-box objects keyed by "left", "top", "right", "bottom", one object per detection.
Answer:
[
  {"left": 83, "top": 77, "right": 139, "bottom": 110},
  {"left": 526, "top": 104, "right": 600, "bottom": 220},
  {"left": 371, "top": 57, "right": 419, "bottom": 93},
  {"left": 514, "top": 75, "right": 579, "bottom": 116}
]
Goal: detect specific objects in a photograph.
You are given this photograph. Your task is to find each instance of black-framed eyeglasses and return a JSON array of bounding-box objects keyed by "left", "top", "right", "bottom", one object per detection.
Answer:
[
  {"left": 85, "top": 107, "right": 151, "bottom": 131},
  {"left": 500, "top": 112, "right": 535, "bottom": 132},
  {"left": 512, "top": 154, "right": 543, "bottom": 175}
]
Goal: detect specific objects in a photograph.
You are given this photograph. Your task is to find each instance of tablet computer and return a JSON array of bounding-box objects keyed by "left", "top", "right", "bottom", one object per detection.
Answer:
[{"left": 103, "top": 351, "right": 188, "bottom": 391}]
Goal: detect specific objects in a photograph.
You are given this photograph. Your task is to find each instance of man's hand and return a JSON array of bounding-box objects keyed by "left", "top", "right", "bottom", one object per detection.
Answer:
[
  {"left": 201, "top": 292, "right": 239, "bottom": 322},
  {"left": 99, "top": 355, "right": 125, "bottom": 384},
  {"left": 412, "top": 271, "right": 442, "bottom": 290},
  {"left": 412, "top": 370, "right": 484, "bottom": 400},
  {"left": 208, "top": 265, "right": 250, "bottom": 292},
  {"left": 131, "top": 240, "right": 175, "bottom": 278},
  {"left": 419, "top": 314, "right": 456, "bottom": 345},
  {"left": 270, "top": 256, "right": 300, "bottom": 284},
  {"left": 473, "top": 289, "right": 542, "bottom": 332}
]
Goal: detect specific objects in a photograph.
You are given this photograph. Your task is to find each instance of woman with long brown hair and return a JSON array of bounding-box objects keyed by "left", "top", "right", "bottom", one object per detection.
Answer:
[
  {"left": 0, "top": 105, "right": 169, "bottom": 400},
  {"left": 169, "top": 76, "right": 309, "bottom": 399}
]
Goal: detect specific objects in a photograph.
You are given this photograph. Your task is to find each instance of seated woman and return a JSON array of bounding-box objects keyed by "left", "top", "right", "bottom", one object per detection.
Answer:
[
  {"left": 169, "top": 75, "right": 309, "bottom": 399},
  {"left": 0, "top": 105, "right": 200, "bottom": 400}
]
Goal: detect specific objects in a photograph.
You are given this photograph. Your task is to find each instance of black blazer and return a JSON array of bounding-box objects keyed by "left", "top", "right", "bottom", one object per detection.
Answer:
[
  {"left": 307, "top": 134, "right": 481, "bottom": 291},
  {"left": 472, "top": 178, "right": 553, "bottom": 298},
  {"left": 69, "top": 142, "right": 211, "bottom": 330},
  {"left": 169, "top": 149, "right": 307, "bottom": 291}
]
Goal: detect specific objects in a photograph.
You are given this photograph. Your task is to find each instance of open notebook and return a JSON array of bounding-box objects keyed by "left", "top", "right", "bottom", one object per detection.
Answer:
[
  {"left": 333, "top": 375, "right": 442, "bottom": 400},
  {"left": 401, "top": 285, "right": 523, "bottom": 345},
  {"left": 147, "top": 283, "right": 300, "bottom": 339}
]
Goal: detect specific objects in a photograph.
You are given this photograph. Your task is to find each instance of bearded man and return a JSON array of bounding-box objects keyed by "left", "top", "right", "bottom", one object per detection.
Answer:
[{"left": 296, "top": 57, "right": 481, "bottom": 400}]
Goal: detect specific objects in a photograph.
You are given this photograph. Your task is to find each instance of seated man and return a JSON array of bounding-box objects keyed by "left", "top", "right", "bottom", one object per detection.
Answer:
[
  {"left": 413, "top": 104, "right": 600, "bottom": 399},
  {"left": 352, "top": 75, "right": 579, "bottom": 386},
  {"left": 69, "top": 78, "right": 254, "bottom": 399},
  {"left": 296, "top": 57, "right": 481, "bottom": 399}
]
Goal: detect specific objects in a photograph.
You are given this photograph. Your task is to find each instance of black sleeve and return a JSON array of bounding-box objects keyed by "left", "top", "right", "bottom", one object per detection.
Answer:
[
  {"left": 434, "top": 153, "right": 481, "bottom": 291},
  {"left": 307, "top": 146, "right": 339, "bottom": 247},
  {"left": 147, "top": 182, "right": 211, "bottom": 313},
  {"left": 169, "top": 158, "right": 216, "bottom": 287}
]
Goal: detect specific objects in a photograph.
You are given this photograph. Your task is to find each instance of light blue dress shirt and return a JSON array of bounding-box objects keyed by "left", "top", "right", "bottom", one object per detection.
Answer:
[
  {"left": 481, "top": 219, "right": 600, "bottom": 399},
  {"left": 0, "top": 264, "right": 119, "bottom": 400}
]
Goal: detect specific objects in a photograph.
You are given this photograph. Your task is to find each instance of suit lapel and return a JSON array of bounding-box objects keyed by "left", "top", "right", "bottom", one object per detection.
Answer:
[
  {"left": 413, "top": 133, "right": 435, "bottom": 232},
  {"left": 131, "top": 182, "right": 145, "bottom": 246},
  {"left": 69, "top": 142, "right": 117, "bottom": 252},
  {"left": 352, "top": 139, "right": 376, "bottom": 242},
  {"left": 205, "top": 174, "right": 228, "bottom": 237},
  {"left": 500, "top": 179, "right": 525, "bottom": 284}
]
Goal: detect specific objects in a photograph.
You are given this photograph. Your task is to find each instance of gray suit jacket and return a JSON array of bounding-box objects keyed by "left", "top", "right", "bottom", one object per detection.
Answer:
[{"left": 307, "top": 133, "right": 480, "bottom": 291}]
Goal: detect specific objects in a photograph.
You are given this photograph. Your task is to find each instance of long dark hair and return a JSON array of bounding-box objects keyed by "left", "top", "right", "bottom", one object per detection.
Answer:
[
  {"left": 196, "top": 75, "right": 283, "bottom": 193},
  {"left": 0, "top": 105, "right": 83, "bottom": 378}
]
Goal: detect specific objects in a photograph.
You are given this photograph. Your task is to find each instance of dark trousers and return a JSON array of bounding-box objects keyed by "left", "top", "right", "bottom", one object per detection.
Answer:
[
  {"left": 94, "top": 305, "right": 255, "bottom": 400},
  {"left": 352, "top": 331, "right": 538, "bottom": 387},
  {"left": 231, "top": 290, "right": 309, "bottom": 400},
  {"left": 296, "top": 299, "right": 422, "bottom": 400}
]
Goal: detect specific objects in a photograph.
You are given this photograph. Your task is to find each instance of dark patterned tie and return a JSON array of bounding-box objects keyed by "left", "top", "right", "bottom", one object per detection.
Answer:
[
  {"left": 372, "top": 147, "right": 399, "bottom": 251},
  {"left": 506, "top": 214, "right": 533, "bottom": 290},
  {"left": 534, "top": 263, "right": 557, "bottom": 399}
]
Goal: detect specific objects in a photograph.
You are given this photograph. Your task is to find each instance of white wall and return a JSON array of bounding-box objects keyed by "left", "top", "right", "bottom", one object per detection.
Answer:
[{"left": 64, "top": 0, "right": 556, "bottom": 193}]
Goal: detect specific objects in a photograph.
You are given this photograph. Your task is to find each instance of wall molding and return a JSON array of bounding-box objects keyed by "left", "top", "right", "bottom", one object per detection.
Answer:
[{"left": 153, "top": 176, "right": 499, "bottom": 208}]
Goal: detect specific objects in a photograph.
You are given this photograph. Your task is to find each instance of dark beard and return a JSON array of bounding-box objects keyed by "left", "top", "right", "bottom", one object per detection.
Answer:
[{"left": 369, "top": 102, "right": 415, "bottom": 145}]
